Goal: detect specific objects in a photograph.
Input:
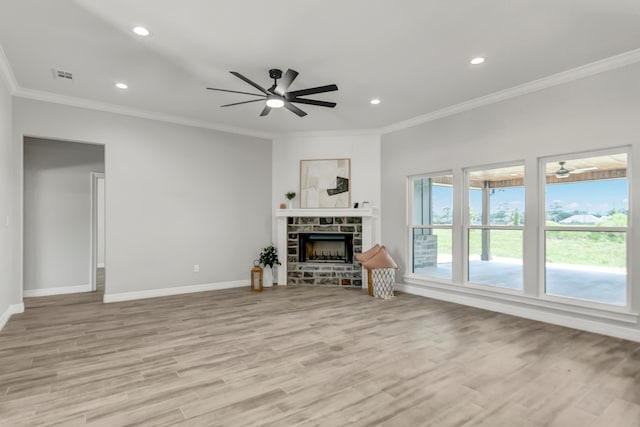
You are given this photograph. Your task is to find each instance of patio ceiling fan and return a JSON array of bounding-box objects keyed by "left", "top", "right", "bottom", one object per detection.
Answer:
[
  {"left": 206, "top": 68, "right": 338, "bottom": 117},
  {"left": 555, "top": 161, "right": 598, "bottom": 178}
]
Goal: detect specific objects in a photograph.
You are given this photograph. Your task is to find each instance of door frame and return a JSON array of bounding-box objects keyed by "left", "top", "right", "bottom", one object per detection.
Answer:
[{"left": 90, "top": 172, "right": 105, "bottom": 292}]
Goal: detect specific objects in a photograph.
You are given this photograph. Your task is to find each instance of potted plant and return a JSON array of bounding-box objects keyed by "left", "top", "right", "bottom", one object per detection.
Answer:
[
  {"left": 259, "top": 244, "right": 281, "bottom": 287},
  {"left": 285, "top": 191, "right": 296, "bottom": 209}
]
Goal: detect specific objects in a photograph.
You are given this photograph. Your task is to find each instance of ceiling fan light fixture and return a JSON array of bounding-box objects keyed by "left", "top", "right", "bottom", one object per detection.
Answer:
[{"left": 266, "top": 95, "right": 285, "bottom": 108}]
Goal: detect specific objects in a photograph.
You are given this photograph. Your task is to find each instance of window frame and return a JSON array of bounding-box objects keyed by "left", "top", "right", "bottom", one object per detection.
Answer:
[
  {"left": 463, "top": 161, "right": 526, "bottom": 293},
  {"left": 407, "top": 171, "right": 454, "bottom": 284},
  {"left": 538, "top": 147, "right": 632, "bottom": 311}
]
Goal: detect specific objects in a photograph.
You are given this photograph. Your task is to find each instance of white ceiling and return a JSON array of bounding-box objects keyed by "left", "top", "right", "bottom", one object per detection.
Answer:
[{"left": 1, "top": 0, "right": 640, "bottom": 135}]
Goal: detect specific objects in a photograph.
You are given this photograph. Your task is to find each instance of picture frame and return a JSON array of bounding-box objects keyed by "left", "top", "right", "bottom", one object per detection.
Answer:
[{"left": 300, "top": 159, "right": 351, "bottom": 208}]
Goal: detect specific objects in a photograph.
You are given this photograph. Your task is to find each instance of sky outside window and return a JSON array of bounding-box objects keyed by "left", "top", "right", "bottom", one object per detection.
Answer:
[{"left": 546, "top": 179, "right": 628, "bottom": 217}]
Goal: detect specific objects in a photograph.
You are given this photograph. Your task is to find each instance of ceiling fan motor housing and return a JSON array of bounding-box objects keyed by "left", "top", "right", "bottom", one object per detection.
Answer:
[
  {"left": 556, "top": 161, "right": 570, "bottom": 178},
  {"left": 269, "top": 69, "right": 282, "bottom": 80}
]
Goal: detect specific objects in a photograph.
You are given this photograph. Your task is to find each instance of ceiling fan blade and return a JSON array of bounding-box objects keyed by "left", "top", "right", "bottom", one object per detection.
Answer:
[
  {"left": 274, "top": 69, "right": 299, "bottom": 96},
  {"left": 289, "top": 98, "right": 336, "bottom": 108},
  {"left": 284, "top": 101, "right": 307, "bottom": 117},
  {"left": 230, "top": 71, "right": 269, "bottom": 95},
  {"left": 260, "top": 105, "right": 271, "bottom": 117},
  {"left": 287, "top": 84, "right": 338, "bottom": 98},
  {"left": 570, "top": 167, "right": 598, "bottom": 174},
  {"left": 207, "top": 87, "right": 265, "bottom": 97},
  {"left": 220, "top": 99, "right": 265, "bottom": 107}
]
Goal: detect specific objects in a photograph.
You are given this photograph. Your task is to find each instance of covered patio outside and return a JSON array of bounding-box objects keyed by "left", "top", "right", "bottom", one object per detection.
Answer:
[{"left": 415, "top": 259, "right": 626, "bottom": 306}]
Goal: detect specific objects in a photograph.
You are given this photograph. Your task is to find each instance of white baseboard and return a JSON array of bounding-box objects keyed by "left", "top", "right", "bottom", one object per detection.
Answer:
[
  {"left": 0, "top": 303, "right": 25, "bottom": 332},
  {"left": 97, "top": 263, "right": 105, "bottom": 268},
  {"left": 24, "top": 284, "right": 92, "bottom": 298},
  {"left": 103, "top": 280, "right": 250, "bottom": 303},
  {"left": 396, "top": 283, "right": 640, "bottom": 343}
]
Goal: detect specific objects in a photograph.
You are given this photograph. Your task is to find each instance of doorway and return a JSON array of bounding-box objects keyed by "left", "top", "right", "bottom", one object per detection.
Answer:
[
  {"left": 91, "top": 172, "right": 105, "bottom": 292},
  {"left": 23, "top": 137, "right": 105, "bottom": 297}
]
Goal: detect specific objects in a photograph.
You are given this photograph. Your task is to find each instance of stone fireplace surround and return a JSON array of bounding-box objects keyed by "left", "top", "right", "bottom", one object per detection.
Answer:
[
  {"left": 276, "top": 208, "right": 374, "bottom": 290},
  {"left": 288, "top": 216, "right": 361, "bottom": 287}
]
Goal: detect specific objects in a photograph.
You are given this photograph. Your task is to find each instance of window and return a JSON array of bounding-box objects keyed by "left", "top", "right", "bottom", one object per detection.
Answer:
[
  {"left": 543, "top": 151, "right": 628, "bottom": 306},
  {"left": 410, "top": 174, "right": 453, "bottom": 280},
  {"left": 466, "top": 164, "right": 525, "bottom": 290}
]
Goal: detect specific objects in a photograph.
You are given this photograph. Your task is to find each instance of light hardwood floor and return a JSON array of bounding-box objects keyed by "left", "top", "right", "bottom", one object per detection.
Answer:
[
  {"left": 96, "top": 267, "right": 105, "bottom": 293},
  {"left": 1, "top": 286, "right": 640, "bottom": 426}
]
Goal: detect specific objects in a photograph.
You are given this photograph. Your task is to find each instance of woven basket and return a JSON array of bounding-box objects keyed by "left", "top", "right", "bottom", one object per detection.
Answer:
[{"left": 371, "top": 268, "right": 395, "bottom": 299}]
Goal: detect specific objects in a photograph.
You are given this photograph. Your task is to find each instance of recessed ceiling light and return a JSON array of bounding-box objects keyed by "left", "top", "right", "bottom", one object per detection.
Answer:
[
  {"left": 115, "top": 82, "right": 128, "bottom": 89},
  {"left": 470, "top": 57, "right": 485, "bottom": 65},
  {"left": 133, "top": 26, "right": 150, "bottom": 36},
  {"left": 370, "top": 99, "right": 381, "bottom": 105}
]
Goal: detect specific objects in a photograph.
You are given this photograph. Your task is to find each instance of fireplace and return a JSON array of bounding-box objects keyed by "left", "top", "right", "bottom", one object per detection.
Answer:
[
  {"left": 285, "top": 215, "right": 363, "bottom": 287},
  {"left": 299, "top": 233, "right": 353, "bottom": 263}
]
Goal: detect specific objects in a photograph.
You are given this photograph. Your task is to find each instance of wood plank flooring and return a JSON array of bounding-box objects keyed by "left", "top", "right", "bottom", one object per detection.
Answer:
[{"left": 1, "top": 286, "right": 640, "bottom": 426}]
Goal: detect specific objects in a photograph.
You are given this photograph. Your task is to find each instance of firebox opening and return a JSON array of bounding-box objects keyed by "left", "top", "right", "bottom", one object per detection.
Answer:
[{"left": 299, "top": 233, "right": 353, "bottom": 263}]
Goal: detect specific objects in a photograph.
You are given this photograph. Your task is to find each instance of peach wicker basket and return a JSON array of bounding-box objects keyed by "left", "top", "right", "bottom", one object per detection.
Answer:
[{"left": 357, "top": 245, "right": 398, "bottom": 300}]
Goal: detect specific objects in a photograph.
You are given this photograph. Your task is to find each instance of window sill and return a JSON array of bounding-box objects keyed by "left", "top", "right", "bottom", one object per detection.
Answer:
[{"left": 402, "top": 274, "right": 638, "bottom": 325}]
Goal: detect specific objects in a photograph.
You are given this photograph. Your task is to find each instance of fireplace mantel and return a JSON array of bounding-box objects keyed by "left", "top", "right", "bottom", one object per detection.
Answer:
[
  {"left": 275, "top": 208, "right": 376, "bottom": 288},
  {"left": 275, "top": 208, "right": 373, "bottom": 218}
]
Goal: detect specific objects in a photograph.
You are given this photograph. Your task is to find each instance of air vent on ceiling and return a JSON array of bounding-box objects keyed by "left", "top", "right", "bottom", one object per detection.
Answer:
[{"left": 53, "top": 68, "right": 73, "bottom": 81}]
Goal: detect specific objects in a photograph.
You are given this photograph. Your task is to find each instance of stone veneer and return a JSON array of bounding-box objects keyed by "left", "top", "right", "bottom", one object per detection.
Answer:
[
  {"left": 413, "top": 234, "right": 438, "bottom": 268},
  {"left": 287, "top": 216, "right": 363, "bottom": 287}
]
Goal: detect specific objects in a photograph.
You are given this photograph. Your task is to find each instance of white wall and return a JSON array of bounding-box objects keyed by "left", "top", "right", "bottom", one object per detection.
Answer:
[
  {"left": 13, "top": 98, "right": 272, "bottom": 299},
  {"left": 381, "top": 62, "right": 640, "bottom": 339},
  {"left": 0, "top": 65, "right": 16, "bottom": 326},
  {"left": 272, "top": 133, "right": 382, "bottom": 243},
  {"left": 23, "top": 138, "right": 104, "bottom": 295}
]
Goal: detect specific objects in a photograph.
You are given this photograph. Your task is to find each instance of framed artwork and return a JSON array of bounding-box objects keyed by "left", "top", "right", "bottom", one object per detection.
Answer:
[{"left": 300, "top": 159, "right": 351, "bottom": 208}]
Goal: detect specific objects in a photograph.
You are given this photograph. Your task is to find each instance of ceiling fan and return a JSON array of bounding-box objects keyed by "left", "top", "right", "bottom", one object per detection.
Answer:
[
  {"left": 555, "top": 161, "right": 598, "bottom": 178},
  {"left": 207, "top": 68, "right": 338, "bottom": 117}
]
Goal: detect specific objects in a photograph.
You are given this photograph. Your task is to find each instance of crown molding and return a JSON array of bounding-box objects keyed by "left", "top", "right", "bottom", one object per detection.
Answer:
[
  {"left": 0, "top": 44, "right": 18, "bottom": 94},
  {"left": 380, "top": 48, "right": 640, "bottom": 135},
  {"left": 274, "top": 128, "right": 382, "bottom": 140},
  {"left": 13, "top": 87, "right": 274, "bottom": 140},
  {"left": 4, "top": 42, "right": 640, "bottom": 138}
]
